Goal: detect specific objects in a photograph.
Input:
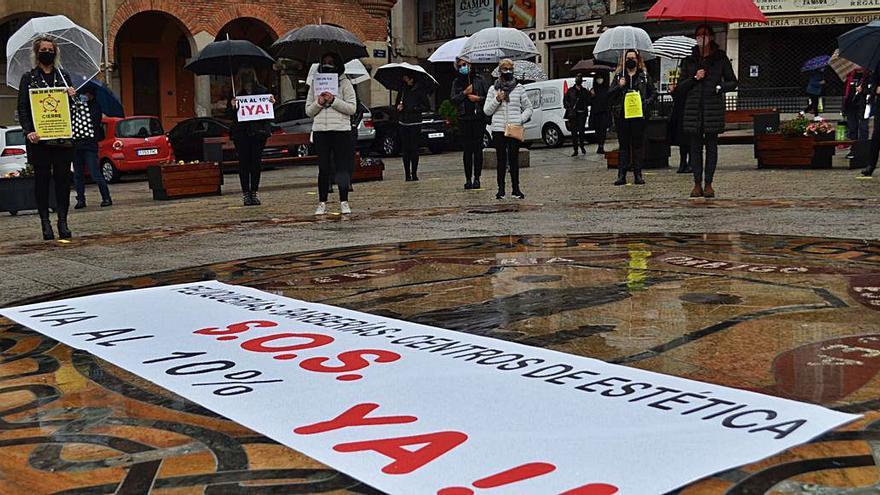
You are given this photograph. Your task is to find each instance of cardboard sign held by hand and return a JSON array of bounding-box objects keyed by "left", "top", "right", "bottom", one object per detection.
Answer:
[
  {"left": 236, "top": 94, "right": 275, "bottom": 122},
  {"left": 624, "top": 90, "right": 643, "bottom": 120}
]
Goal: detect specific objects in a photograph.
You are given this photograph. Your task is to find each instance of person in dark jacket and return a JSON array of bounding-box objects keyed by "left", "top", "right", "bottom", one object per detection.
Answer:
[
  {"left": 73, "top": 86, "right": 111, "bottom": 209},
  {"left": 18, "top": 37, "right": 76, "bottom": 240},
  {"left": 396, "top": 75, "right": 430, "bottom": 181},
  {"left": 451, "top": 56, "right": 488, "bottom": 189},
  {"left": 843, "top": 68, "right": 870, "bottom": 160},
  {"left": 861, "top": 73, "right": 879, "bottom": 177},
  {"left": 609, "top": 49, "right": 655, "bottom": 186},
  {"left": 677, "top": 24, "right": 737, "bottom": 198},
  {"left": 803, "top": 69, "right": 825, "bottom": 117},
  {"left": 227, "top": 66, "right": 275, "bottom": 206},
  {"left": 588, "top": 74, "right": 610, "bottom": 154},
  {"left": 564, "top": 74, "right": 591, "bottom": 156},
  {"left": 668, "top": 81, "right": 691, "bottom": 174}
]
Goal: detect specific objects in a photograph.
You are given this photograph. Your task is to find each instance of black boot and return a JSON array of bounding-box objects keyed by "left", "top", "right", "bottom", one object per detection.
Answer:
[
  {"left": 571, "top": 148, "right": 579, "bottom": 157},
  {"left": 613, "top": 169, "right": 627, "bottom": 186},
  {"left": 863, "top": 166, "right": 875, "bottom": 177},
  {"left": 242, "top": 192, "right": 252, "bottom": 206},
  {"left": 580, "top": 146, "right": 587, "bottom": 154},
  {"left": 251, "top": 191, "right": 261, "bottom": 205},
  {"left": 412, "top": 163, "right": 419, "bottom": 181},
  {"left": 57, "top": 211, "right": 71, "bottom": 239},
  {"left": 40, "top": 213, "right": 54, "bottom": 241},
  {"left": 634, "top": 169, "right": 645, "bottom": 185},
  {"left": 74, "top": 198, "right": 86, "bottom": 209},
  {"left": 473, "top": 177, "right": 481, "bottom": 189},
  {"left": 597, "top": 146, "right": 605, "bottom": 154}
]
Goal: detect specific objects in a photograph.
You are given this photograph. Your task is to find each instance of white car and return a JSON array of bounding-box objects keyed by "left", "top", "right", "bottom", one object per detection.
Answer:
[
  {"left": 0, "top": 125, "right": 27, "bottom": 176},
  {"left": 484, "top": 77, "right": 595, "bottom": 148}
]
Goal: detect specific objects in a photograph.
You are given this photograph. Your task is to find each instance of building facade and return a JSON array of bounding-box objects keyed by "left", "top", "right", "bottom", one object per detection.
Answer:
[{"left": 0, "top": 0, "right": 396, "bottom": 129}]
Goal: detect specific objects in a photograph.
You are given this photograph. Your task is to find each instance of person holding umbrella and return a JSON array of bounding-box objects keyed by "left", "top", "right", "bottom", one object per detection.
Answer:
[
  {"left": 803, "top": 67, "right": 826, "bottom": 117},
  {"left": 306, "top": 53, "right": 357, "bottom": 215},
  {"left": 73, "top": 85, "right": 111, "bottom": 209},
  {"left": 862, "top": 73, "right": 880, "bottom": 176},
  {"left": 677, "top": 24, "right": 737, "bottom": 198},
  {"left": 484, "top": 58, "right": 533, "bottom": 200},
  {"left": 17, "top": 37, "right": 77, "bottom": 240},
  {"left": 227, "top": 66, "right": 275, "bottom": 206},
  {"left": 564, "top": 74, "right": 591, "bottom": 157},
  {"left": 451, "top": 56, "right": 489, "bottom": 189},
  {"left": 609, "top": 49, "right": 655, "bottom": 186},
  {"left": 395, "top": 73, "right": 431, "bottom": 182}
]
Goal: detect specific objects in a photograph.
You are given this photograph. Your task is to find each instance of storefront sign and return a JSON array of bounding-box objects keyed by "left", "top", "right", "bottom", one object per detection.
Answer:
[
  {"left": 529, "top": 21, "right": 605, "bottom": 43},
  {"left": 733, "top": 11, "right": 880, "bottom": 28},
  {"left": 456, "top": 0, "right": 495, "bottom": 36},
  {"left": 754, "top": 0, "right": 880, "bottom": 14},
  {"left": 29, "top": 88, "right": 71, "bottom": 140},
  {"left": 0, "top": 281, "right": 859, "bottom": 495},
  {"left": 548, "top": 0, "right": 609, "bottom": 26}
]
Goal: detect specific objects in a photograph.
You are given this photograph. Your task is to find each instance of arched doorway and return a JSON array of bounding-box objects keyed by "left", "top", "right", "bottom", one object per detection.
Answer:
[
  {"left": 114, "top": 11, "right": 195, "bottom": 130},
  {"left": 0, "top": 12, "right": 48, "bottom": 124},
  {"left": 211, "top": 18, "right": 278, "bottom": 118}
]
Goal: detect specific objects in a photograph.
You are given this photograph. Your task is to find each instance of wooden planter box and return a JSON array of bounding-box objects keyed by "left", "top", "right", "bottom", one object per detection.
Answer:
[
  {"left": 0, "top": 177, "right": 57, "bottom": 215},
  {"left": 352, "top": 153, "right": 384, "bottom": 183},
  {"left": 147, "top": 162, "right": 222, "bottom": 200},
  {"left": 755, "top": 134, "right": 834, "bottom": 169}
]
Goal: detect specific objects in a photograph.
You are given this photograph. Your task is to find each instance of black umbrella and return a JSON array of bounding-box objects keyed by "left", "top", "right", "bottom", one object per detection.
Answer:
[
  {"left": 184, "top": 39, "right": 275, "bottom": 75},
  {"left": 374, "top": 63, "right": 439, "bottom": 92},
  {"left": 571, "top": 59, "right": 614, "bottom": 75},
  {"left": 838, "top": 21, "right": 880, "bottom": 72},
  {"left": 271, "top": 24, "right": 367, "bottom": 63}
]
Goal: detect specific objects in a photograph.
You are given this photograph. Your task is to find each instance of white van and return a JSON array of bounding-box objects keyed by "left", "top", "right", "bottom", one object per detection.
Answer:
[{"left": 484, "top": 77, "right": 594, "bottom": 148}]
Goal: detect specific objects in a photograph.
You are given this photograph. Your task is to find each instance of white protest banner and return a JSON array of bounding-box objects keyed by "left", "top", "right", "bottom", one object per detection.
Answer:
[
  {"left": 313, "top": 73, "right": 339, "bottom": 97},
  {"left": 236, "top": 94, "right": 275, "bottom": 122},
  {"left": 0, "top": 281, "right": 858, "bottom": 494}
]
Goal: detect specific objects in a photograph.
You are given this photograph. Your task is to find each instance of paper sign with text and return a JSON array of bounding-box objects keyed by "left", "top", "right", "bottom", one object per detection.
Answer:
[
  {"left": 0, "top": 281, "right": 859, "bottom": 495},
  {"left": 236, "top": 94, "right": 275, "bottom": 122},
  {"left": 29, "top": 87, "right": 72, "bottom": 139},
  {"left": 313, "top": 73, "right": 339, "bottom": 97}
]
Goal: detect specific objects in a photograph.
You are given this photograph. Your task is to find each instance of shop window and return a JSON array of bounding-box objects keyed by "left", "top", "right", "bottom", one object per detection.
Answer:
[{"left": 548, "top": 0, "right": 609, "bottom": 26}]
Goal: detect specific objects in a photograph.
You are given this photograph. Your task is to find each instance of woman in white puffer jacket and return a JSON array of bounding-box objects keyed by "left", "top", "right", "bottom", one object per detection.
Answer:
[
  {"left": 306, "top": 52, "right": 357, "bottom": 215},
  {"left": 484, "top": 59, "right": 533, "bottom": 200}
]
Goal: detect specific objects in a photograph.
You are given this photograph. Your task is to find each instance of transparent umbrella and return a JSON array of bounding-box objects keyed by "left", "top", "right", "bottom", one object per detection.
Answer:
[
  {"left": 6, "top": 15, "right": 102, "bottom": 90},
  {"left": 593, "top": 26, "right": 655, "bottom": 64},
  {"left": 459, "top": 27, "right": 538, "bottom": 64},
  {"left": 491, "top": 60, "right": 547, "bottom": 82}
]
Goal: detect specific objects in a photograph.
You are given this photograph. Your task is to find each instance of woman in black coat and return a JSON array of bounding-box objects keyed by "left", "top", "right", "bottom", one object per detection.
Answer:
[
  {"left": 588, "top": 74, "right": 611, "bottom": 154},
  {"left": 18, "top": 37, "right": 76, "bottom": 240},
  {"left": 227, "top": 66, "right": 275, "bottom": 206},
  {"left": 608, "top": 49, "right": 656, "bottom": 186},
  {"left": 451, "top": 57, "right": 489, "bottom": 189},
  {"left": 395, "top": 76, "right": 431, "bottom": 181},
  {"left": 667, "top": 81, "right": 690, "bottom": 174},
  {"left": 677, "top": 24, "right": 737, "bottom": 198}
]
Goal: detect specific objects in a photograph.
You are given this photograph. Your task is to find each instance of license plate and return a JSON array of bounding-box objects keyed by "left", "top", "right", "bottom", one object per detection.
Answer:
[
  {"left": 428, "top": 132, "right": 444, "bottom": 139},
  {"left": 137, "top": 148, "right": 159, "bottom": 156}
]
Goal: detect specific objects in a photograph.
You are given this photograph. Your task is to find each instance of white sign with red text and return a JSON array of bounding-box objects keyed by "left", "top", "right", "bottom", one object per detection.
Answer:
[
  {"left": 236, "top": 94, "right": 274, "bottom": 122},
  {"left": 0, "top": 281, "right": 859, "bottom": 495}
]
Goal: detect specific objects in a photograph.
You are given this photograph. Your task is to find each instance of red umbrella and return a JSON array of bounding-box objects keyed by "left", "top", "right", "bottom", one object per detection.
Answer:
[{"left": 645, "top": 0, "right": 768, "bottom": 23}]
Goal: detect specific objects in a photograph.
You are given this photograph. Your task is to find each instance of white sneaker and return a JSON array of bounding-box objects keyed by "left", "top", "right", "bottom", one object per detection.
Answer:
[
  {"left": 315, "top": 202, "right": 327, "bottom": 215},
  {"left": 340, "top": 201, "right": 352, "bottom": 215}
]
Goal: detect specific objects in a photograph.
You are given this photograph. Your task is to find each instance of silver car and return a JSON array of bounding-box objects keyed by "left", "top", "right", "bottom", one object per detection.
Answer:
[{"left": 0, "top": 125, "right": 27, "bottom": 177}]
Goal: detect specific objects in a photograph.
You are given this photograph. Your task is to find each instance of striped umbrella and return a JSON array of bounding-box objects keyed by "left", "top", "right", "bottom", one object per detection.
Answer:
[
  {"left": 652, "top": 36, "right": 696, "bottom": 60},
  {"left": 829, "top": 49, "right": 859, "bottom": 81}
]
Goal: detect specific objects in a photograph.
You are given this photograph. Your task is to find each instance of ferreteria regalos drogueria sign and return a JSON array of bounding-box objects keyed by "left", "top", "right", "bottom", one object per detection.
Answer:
[
  {"left": 0, "top": 281, "right": 859, "bottom": 495},
  {"left": 755, "top": 0, "right": 880, "bottom": 13},
  {"left": 456, "top": 0, "right": 494, "bottom": 37}
]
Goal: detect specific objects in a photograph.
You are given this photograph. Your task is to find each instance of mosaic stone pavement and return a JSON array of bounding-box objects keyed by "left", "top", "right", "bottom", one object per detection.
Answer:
[{"left": 3, "top": 233, "right": 880, "bottom": 494}]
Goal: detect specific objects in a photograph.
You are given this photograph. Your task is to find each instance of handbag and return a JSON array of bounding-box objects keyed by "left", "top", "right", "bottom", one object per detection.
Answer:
[
  {"left": 70, "top": 98, "right": 95, "bottom": 141},
  {"left": 503, "top": 92, "right": 525, "bottom": 142}
]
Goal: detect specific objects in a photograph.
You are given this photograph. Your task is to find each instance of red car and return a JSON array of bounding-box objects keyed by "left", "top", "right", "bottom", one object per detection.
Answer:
[{"left": 98, "top": 116, "right": 174, "bottom": 182}]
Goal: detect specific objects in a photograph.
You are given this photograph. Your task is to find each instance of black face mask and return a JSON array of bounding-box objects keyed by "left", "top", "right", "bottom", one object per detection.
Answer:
[
  {"left": 38, "top": 51, "right": 56, "bottom": 66},
  {"left": 501, "top": 71, "right": 514, "bottom": 81},
  {"left": 319, "top": 64, "right": 337, "bottom": 74},
  {"left": 625, "top": 59, "right": 637, "bottom": 70}
]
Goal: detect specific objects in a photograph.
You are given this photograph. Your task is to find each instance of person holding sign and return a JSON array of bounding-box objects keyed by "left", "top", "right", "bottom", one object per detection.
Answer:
[
  {"left": 677, "top": 25, "right": 737, "bottom": 198},
  {"left": 306, "top": 53, "right": 357, "bottom": 215},
  {"left": 609, "top": 49, "right": 655, "bottom": 187},
  {"left": 17, "top": 37, "right": 76, "bottom": 240},
  {"left": 227, "top": 66, "right": 275, "bottom": 206}
]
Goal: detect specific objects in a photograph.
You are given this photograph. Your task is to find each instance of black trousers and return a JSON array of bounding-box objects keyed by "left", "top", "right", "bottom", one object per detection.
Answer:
[
  {"left": 492, "top": 132, "right": 521, "bottom": 193},
  {"left": 27, "top": 144, "right": 72, "bottom": 217},
  {"left": 617, "top": 116, "right": 645, "bottom": 174},
  {"left": 868, "top": 117, "right": 880, "bottom": 173},
  {"left": 678, "top": 144, "right": 690, "bottom": 169},
  {"left": 233, "top": 136, "right": 267, "bottom": 194},
  {"left": 399, "top": 123, "right": 421, "bottom": 177},
  {"left": 592, "top": 111, "right": 610, "bottom": 148},
  {"left": 460, "top": 118, "right": 484, "bottom": 181},
  {"left": 313, "top": 131, "right": 353, "bottom": 202},
  {"left": 571, "top": 111, "right": 588, "bottom": 149},
  {"left": 690, "top": 133, "right": 719, "bottom": 185},
  {"left": 804, "top": 95, "right": 821, "bottom": 116}
]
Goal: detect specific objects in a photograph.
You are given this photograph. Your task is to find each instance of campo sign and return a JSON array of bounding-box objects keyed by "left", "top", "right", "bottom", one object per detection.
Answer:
[{"left": 456, "top": 0, "right": 495, "bottom": 36}]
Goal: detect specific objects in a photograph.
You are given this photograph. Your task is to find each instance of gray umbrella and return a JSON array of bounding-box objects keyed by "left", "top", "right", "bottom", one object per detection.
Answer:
[
  {"left": 838, "top": 21, "right": 880, "bottom": 72},
  {"left": 593, "top": 26, "right": 655, "bottom": 64},
  {"left": 271, "top": 24, "right": 367, "bottom": 63}
]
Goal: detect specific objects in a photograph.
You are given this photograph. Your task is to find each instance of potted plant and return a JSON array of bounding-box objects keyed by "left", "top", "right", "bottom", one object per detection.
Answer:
[
  {"left": 0, "top": 163, "right": 56, "bottom": 215},
  {"left": 756, "top": 115, "right": 836, "bottom": 169},
  {"left": 147, "top": 159, "right": 223, "bottom": 200}
]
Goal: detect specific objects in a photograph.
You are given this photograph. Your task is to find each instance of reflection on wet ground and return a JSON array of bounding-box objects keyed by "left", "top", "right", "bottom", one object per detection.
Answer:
[{"left": 2, "top": 233, "right": 880, "bottom": 494}]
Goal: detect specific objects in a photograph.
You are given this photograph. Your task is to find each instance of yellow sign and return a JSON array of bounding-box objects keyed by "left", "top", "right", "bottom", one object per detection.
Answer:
[
  {"left": 29, "top": 88, "right": 71, "bottom": 140},
  {"left": 624, "top": 90, "right": 643, "bottom": 120}
]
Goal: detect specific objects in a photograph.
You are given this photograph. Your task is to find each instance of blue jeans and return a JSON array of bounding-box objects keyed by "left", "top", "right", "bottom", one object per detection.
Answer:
[{"left": 73, "top": 143, "right": 110, "bottom": 202}]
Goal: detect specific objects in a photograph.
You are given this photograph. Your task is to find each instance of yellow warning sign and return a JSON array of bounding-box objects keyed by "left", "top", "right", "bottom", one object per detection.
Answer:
[{"left": 29, "top": 88, "right": 71, "bottom": 140}]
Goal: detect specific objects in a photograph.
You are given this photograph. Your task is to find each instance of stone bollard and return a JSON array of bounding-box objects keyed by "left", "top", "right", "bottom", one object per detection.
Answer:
[{"left": 482, "top": 147, "right": 530, "bottom": 168}]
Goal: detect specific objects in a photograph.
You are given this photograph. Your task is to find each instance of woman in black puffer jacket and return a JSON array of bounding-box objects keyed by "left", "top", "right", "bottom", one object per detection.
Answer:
[{"left": 677, "top": 24, "right": 737, "bottom": 198}]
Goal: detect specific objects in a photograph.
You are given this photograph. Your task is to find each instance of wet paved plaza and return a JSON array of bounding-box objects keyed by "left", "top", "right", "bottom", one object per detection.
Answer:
[{"left": 1, "top": 146, "right": 880, "bottom": 493}]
